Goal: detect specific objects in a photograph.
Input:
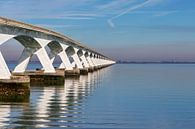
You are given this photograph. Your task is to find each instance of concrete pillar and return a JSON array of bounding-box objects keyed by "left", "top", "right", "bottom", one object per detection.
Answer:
[
  {"left": 0, "top": 51, "right": 11, "bottom": 79},
  {"left": 58, "top": 63, "right": 65, "bottom": 69},
  {"left": 58, "top": 51, "right": 73, "bottom": 70},
  {"left": 72, "top": 48, "right": 83, "bottom": 69},
  {"left": 86, "top": 54, "right": 94, "bottom": 67},
  {"left": 60, "top": 44, "right": 73, "bottom": 70},
  {"left": 96, "top": 56, "right": 101, "bottom": 66},
  {"left": 49, "top": 52, "right": 56, "bottom": 64},
  {"left": 34, "top": 47, "right": 55, "bottom": 73},
  {"left": 72, "top": 54, "right": 83, "bottom": 69},
  {"left": 47, "top": 41, "right": 65, "bottom": 69},
  {"left": 35, "top": 38, "right": 55, "bottom": 73},
  {"left": 90, "top": 53, "right": 96, "bottom": 67},
  {"left": 92, "top": 54, "right": 100, "bottom": 68},
  {"left": 86, "top": 53, "right": 95, "bottom": 72},
  {"left": 0, "top": 34, "right": 15, "bottom": 79},
  {"left": 78, "top": 50, "right": 89, "bottom": 68},
  {"left": 0, "top": 34, "right": 14, "bottom": 45},
  {"left": 81, "top": 55, "right": 89, "bottom": 67}
]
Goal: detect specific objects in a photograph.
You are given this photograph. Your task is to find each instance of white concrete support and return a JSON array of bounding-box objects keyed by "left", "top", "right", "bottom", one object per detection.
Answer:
[
  {"left": 72, "top": 54, "right": 83, "bottom": 69},
  {"left": 80, "top": 50, "right": 89, "bottom": 68},
  {"left": 48, "top": 49, "right": 65, "bottom": 69},
  {"left": 72, "top": 48, "right": 83, "bottom": 69},
  {"left": 35, "top": 38, "right": 55, "bottom": 73},
  {"left": 102, "top": 59, "right": 108, "bottom": 65},
  {"left": 89, "top": 54, "right": 96, "bottom": 67},
  {"left": 49, "top": 52, "right": 56, "bottom": 64},
  {"left": 91, "top": 55, "right": 99, "bottom": 67},
  {"left": 0, "top": 51, "right": 11, "bottom": 79},
  {"left": 59, "top": 44, "right": 73, "bottom": 70},
  {"left": 58, "top": 63, "right": 65, "bottom": 69},
  {"left": 13, "top": 48, "right": 34, "bottom": 73},
  {"left": 86, "top": 56, "right": 94, "bottom": 67},
  {"left": 58, "top": 51, "right": 73, "bottom": 70},
  {"left": 95, "top": 57, "right": 100, "bottom": 66},
  {"left": 95, "top": 57, "right": 101, "bottom": 66},
  {"left": 34, "top": 47, "right": 55, "bottom": 73},
  {"left": 0, "top": 34, "right": 14, "bottom": 45},
  {"left": 0, "top": 34, "right": 15, "bottom": 79},
  {"left": 71, "top": 62, "right": 76, "bottom": 68},
  {"left": 98, "top": 58, "right": 104, "bottom": 66},
  {"left": 80, "top": 56, "right": 89, "bottom": 68}
]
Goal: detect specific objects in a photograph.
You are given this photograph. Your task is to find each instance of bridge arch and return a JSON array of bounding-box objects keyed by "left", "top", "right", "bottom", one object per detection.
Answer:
[
  {"left": 14, "top": 35, "right": 41, "bottom": 50},
  {"left": 65, "top": 46, "right": 75, "bottom": 56},
  {"left": 0, "top": 34, "right": 56, "bottom": 78},
  {"left": 46, "top": 41, "right": 63, "bottom": 65},
  {"left": 77, "top": 49, "right": 90, "bottom": 68},
  {"left": 84, "top": 51, "right": 89, "bottom": 57},
  {"left": 8, "top": 35, "right": 55, "bottom": 73},
  {"left": 77, "top": 49, "right": 83, "bottom": 57},
  {"left": 47, "top": 41, "right": 63, "bottom": 55}
]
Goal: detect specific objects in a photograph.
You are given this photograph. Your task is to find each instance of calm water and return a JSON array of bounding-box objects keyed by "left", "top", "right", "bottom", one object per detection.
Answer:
[{"left": 1, "top": 64, "right": 195, "bottom": 129}]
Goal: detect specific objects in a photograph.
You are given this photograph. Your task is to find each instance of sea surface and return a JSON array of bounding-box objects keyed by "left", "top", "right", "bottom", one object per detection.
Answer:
[{"left": 1, "top": 64, "right": 195, "bottom": 129}]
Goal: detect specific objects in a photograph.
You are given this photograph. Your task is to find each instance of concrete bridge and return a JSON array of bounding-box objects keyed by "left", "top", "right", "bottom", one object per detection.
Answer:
[{"left": 0, "top": 17, "right": 115, "bottom": 79}]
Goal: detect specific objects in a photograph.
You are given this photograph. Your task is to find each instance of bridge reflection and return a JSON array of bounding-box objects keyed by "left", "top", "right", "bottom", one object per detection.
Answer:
[{"left": 0, "top": 68, "right": 110, "bottom": 128}]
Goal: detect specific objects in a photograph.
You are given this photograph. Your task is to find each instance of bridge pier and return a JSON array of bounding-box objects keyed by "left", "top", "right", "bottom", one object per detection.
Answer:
[
  {"left": 0, "top": 34, "right": 15, "bottom": 79},
  {"left": 0, "top": 75, "right": 30, "bottom": 102},
  {"left": 29, "top": 72, "right": 65, "bottom": 86},
  {"left": 85, "top": 52, "right": 95, "bottom": 72},
  {"left": 65, "top": 68, "right": 80, "bottom": 77}
]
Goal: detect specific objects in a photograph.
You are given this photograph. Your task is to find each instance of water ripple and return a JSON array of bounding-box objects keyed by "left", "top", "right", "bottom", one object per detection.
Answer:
[{"left": 1, "top": 65, "right": 195, "bottom": 128}]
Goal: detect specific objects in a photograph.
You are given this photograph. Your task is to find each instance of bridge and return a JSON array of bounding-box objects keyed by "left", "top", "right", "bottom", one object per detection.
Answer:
[{"left": 0, "top": 17, "right": 115, "bottom": 79}]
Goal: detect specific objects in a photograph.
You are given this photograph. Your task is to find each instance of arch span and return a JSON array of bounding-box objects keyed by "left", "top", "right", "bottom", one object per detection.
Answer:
[
  {"left": 47, "top": 41, "right": 74, "bottom": 70},
  {"left": 9, "top": 35, "right": 55, "bottom": 73}
]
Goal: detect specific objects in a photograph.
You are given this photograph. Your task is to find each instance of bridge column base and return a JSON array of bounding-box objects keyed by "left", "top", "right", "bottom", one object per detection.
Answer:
[
  {"left": 0, "top": 75, "right": 30, "bottom": 102},
  {"left": 93, "top": 66, "right": 99, "bottom": 71},
  {"left": 88, "top": 67, "right": 94, "bottom": 72},
  {"left": 29, "top": 69, "right": 65, "bottom": 86},
  {"left": 65, "top": 68, "right": 80, "bottom": 77},
  {"left": 80, "top": 68, "right": 88, "bottom": 75},
  {"left": 14, "top": 70, "right": 65, "bottom": 86}
]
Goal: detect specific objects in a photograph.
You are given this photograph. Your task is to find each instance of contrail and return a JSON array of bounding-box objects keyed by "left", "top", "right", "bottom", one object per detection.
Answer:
[{"left": 108, "top": 0, "right": 161, "bottom": 28}]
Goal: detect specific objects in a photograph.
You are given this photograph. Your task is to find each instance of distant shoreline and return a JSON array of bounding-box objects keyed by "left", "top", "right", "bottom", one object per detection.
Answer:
[{"left": 117, "top": 61, "right": 195, "bottom": 64}]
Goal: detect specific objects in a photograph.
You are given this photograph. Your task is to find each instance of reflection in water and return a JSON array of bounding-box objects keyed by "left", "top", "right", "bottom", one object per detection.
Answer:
[
  {"left": 35, "top": 87, "right": 55, "bottom": 128},
  {"left": 1, "top": 65, "right": 195, "bottom": 128},
  {"left": 0, "top": 68, "right": 108, "bottom": 128},
  {"left": 0, "top": 105, "right": 10, "bottom": 126}
]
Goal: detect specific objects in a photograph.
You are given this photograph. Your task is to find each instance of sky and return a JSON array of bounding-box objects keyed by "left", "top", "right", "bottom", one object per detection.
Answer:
[{"left": 0, "top": 0, "right": 195, "bottom": 61}]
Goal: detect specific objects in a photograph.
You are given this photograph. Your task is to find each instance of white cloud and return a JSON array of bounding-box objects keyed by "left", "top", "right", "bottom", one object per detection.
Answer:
[
  {"left": 107, "top": 0, "right": 163, "bottom": 28},
  {"left": 107, "top": 19, "right": 115, "bottom": 28},
  {"left": 0, "top": 0, "right": 165, "bottom": 28}
]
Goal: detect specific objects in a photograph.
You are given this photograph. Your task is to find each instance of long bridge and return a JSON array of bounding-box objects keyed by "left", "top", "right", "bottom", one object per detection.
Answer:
[{"left": 0, "top": 17, "right": 115, "bottom": 80}]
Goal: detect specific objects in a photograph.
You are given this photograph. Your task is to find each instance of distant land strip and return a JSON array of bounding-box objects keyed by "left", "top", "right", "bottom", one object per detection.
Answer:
[{"left": 117, "top": 61, "right": 195, "bottom": 64}]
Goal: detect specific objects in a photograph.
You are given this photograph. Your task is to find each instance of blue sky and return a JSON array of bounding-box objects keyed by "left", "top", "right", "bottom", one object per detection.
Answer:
[{"left": 0, "top": 0, "right": 195, "bottom": 61}]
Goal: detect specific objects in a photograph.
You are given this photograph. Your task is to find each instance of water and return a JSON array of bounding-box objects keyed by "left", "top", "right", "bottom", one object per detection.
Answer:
[{"left": 1, "top": 64, "right": 195, "bottom": 129}]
